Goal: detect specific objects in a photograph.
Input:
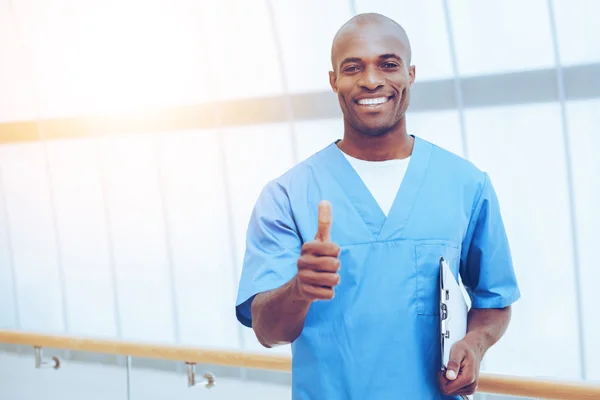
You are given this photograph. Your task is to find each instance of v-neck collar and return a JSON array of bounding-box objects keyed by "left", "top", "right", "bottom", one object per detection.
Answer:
[{"left": 318, "top": 135, "right": 432, "bottom": 241}]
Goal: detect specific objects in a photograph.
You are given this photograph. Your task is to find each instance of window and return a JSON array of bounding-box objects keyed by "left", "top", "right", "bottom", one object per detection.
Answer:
[
  {"left": 156, "top": 129, "right": 240, "bottom": 347},
  {"left": 553, "top": 0, "right": 600, "bottom": 66},
  {"left": 45, "top": 138, "right": 117, "bottom": 337},
  {"left": 464, "top": 103, "right": 581, "bottom": 378},
  {"left": 566, "top": 99, "right": 600, "bottom": 379},
  {"left": 448, "top": 0, "right": 555, "bottom": 76},
  {"left": 0, "top": 143, "right": 65, "bottom": 332},
  {"left": 270, "top": 0, "right": 353, "bottom": 93},
  {"left": 356, "top": 0, "right": 454, "bottom": 80}
]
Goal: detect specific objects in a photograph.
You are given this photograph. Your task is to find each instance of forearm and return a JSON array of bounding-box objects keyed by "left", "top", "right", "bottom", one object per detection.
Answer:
[
  {"left": 250, "top": 277, "right": 311, "bottom": 348},
  {"left": 465, "top": 306, "right": 512, "bottom": 358}
]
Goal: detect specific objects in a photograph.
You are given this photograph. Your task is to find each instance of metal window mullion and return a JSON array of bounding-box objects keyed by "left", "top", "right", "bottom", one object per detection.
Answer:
[
  {"left": 546, "top": 0, "right": 587, "bottom": 381},
  {"left": 442, "top": 0, "right": 469, "bottom": 160},
  {"left": 348, "top": 0, "right": 357, "bottom": 16},
  {"left": 153, "top": 136, "right": 182, "bottom": 344},
  {"left": 0, "top": 164, "right": 20, "bottom": 330}
]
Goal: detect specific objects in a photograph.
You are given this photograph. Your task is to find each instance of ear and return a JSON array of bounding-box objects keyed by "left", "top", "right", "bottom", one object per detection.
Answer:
[
  {"left": 408, "top": 65, "right": 416, "bottom": 87},
  {"left": 329, "top": 70, "right": 338, "bottom": 93}
]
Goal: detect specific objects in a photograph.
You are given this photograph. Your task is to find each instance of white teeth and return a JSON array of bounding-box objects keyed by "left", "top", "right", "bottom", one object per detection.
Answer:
[{"left": 357, "top": 97, "right": 388, "bottom": 105}]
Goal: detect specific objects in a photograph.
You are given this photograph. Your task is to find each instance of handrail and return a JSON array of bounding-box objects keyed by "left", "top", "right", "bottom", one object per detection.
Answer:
[
  {"left": 1, "top": 330, "right": 599, "bottom": 400},
  {"left": 0, "top": 330, "right": 291, "bottom": 371}
]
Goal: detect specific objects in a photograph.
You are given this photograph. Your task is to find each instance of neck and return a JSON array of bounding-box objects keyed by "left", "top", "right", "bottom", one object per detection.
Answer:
[{"left": 337, "top": 117, "right": 413, "bottom": 161}]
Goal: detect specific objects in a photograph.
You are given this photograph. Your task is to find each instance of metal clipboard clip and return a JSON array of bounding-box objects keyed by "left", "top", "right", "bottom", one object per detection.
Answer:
[
  {"left": 439, "top": 256, "right": 470, "bottom": 400},
  {"left": 439, "top": 256, "right": 449, "bottom": 371}
]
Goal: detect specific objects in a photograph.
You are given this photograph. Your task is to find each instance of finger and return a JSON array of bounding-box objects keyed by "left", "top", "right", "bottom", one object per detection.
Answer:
[
  {"left": 443, "top": 364, "right": 476, "bottom": 395},
  {"left": 446, "top": 345, "right": 467, "bottom": 381},
  {"left": 454, "top": 381, "right": 478, "bottom": 396},
  {"left": 301, "top": 284, "right": 335, "bottom": 300},
  {"left": 439, "top": 371, "right": 463, "bottom": 396},
  {"left": 315, "top": 200, "right": 332, "bottom": 242},
  {"left": 300, "top": 241, "right": 340, "bottom": 258},
  {"left": 298, "top": 269, "right": 340, "bottom": 288},
  {"left": 437, "top": 371, "right": 449, "bottom": 394},
  {"left": 298, "top": 254, "right": 341, "bottom": 273},
  {"left": 443, "top": 375, "right": 476, "bottom": 397}
]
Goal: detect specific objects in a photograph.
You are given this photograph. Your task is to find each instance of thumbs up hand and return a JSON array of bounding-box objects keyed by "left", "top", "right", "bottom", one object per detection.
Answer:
[{"left": 293, "top": 201, "right": 341, "bottom": 302}]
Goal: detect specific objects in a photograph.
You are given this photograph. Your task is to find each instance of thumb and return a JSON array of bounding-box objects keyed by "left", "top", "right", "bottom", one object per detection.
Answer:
[
  {"left": 314, "top": 200, "right": 332, "bottom": 242},
  {"left": 445, "top": 348, "right": 463, "bottom": 381}
]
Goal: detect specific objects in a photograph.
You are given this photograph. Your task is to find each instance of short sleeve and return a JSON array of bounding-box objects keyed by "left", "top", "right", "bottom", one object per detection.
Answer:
[
  {"left": 460, "top": 173, "right": 521, "bottom": 309},
  {"left": 235, "top": 181, "right": 302, "bottom": 328}
]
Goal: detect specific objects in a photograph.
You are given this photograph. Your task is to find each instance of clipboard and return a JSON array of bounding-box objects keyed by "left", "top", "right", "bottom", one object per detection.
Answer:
[{"left": 439, "top": 256, "right": 470, "bottom": 400}]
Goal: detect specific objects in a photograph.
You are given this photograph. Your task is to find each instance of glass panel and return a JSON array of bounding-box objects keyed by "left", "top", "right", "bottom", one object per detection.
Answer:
[
  {"left": 407, "top": 110, "right": 464, "bottom": 157},
  {"left": 355, "top": 0, "right": 454, "bottom": 81},
  {"left": 99, "top": 133, "right": 175, "bottom": 342},
  {"left": 45, "top": 138, "right": 118, "bottom": 337},
  {"left": 129, "top": 357, "right": 291, "bottom": 399},
  {"left": 293, "top": 119, "right": 343, "bottom": 162},
  {"left": 464, "top": 103, "right": 581, "bottom": 379},
  {"left": 16, "top": 0, "right": 287, "bottom": 117},
  {"left": 447, "top": 0, "right": 555, "bottom": 76},
  {"left": 0, "top": 166, "right": 18, "bottom": 328},
  {"left": 66, "top": 0, "right": 219, "bottom": 115},
  {"left": 0, "top": 4, "right": 36, "bottom": 122},
  {"left": 0, "top": 142, "right": 65, "bottom": 332},
  {"left": 553, "top": 0, "right": 600, "bottom": 65},
  {"left": 5, "top": 0, "right": 72, "bottom": 118},
  {"left": 221, "top": 123, "right": 295, "bottom": 354},
  {"left": 11, "top": 0, "right": 249, "bottom": 117},
  {"left": 566, "top": 99, "right": 600, "bottom": 380},
  {"left": 156, "top": 129, "right": 240, "bottom": 348},
  {"left": 221, "top": 123, "right": 296, "bottom": 279},
  {"left": 0, "top": 345, "right": 127, "bottom": 399},
  {"left": 206, "top": 0, "right": 284, "bottom": 101},
  {"left": 270, "top": 0, "right": 353, "bottom": 93}
]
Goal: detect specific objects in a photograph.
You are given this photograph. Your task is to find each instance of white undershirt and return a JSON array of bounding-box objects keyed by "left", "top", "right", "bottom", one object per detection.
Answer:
[{"left": 341, "top": 152, "right": 410, "bottom": 216}]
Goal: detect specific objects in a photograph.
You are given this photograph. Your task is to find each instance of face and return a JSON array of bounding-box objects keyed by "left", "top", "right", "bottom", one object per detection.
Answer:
[{"left": 329, "top": 24, "right": 415, "bottom": 136}]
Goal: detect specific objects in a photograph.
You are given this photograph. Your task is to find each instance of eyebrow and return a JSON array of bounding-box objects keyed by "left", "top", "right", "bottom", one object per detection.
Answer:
[{"left": 379, "top": 53, "right": 402, "bottom": 61}]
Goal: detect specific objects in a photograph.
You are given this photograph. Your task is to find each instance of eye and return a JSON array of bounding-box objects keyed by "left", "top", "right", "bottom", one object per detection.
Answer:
[
  {"left": 382, "top": 62, "right": 399, "bottom": 69},
  {"left": 344, "top": 66, "right": 360, "bottom": 73}
]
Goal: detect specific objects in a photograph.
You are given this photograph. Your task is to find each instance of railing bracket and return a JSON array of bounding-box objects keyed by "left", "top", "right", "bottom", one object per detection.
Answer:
[
  {"left": 34, "top": 347, "right": 60, "bottom": 370},
  {"left": 185, "top": 362, "right": 215, "bottom": 389}
]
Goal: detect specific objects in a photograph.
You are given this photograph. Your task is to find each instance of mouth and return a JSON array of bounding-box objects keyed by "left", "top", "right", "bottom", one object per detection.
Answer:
[{"left": 355, "top": 95, "right": 393, "bottom": 107}]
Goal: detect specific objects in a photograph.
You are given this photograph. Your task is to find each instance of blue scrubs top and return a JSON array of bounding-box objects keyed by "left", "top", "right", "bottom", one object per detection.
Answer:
[{"left": 236, "top": 136, "right": 520, "bottom": 399}]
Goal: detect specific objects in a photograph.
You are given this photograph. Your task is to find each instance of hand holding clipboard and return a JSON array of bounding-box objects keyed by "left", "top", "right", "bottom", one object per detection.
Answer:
[{"left": 439, "top": 257, "right": 471, "bottom": 400}]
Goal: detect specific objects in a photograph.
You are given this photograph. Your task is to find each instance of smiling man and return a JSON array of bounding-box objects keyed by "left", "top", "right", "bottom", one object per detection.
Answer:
[{"left": 235, "top": 13, "right": 520, "bottom": 399}]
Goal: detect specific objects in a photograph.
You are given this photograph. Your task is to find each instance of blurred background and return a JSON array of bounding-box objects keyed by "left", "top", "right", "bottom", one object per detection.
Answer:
[{"left": 0, "top": 0, "right": 599, "bottom": 399}]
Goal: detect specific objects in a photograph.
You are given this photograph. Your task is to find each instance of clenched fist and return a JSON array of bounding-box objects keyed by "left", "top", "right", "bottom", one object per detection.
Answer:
[{"left": 293, "top": 200, "right": 341, "bottom": 301}]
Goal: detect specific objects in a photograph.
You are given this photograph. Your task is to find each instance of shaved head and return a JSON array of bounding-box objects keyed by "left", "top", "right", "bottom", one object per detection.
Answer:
[
  {"left": 328, "top": 13, "right": 416, "bottom": 138},
  {"left": 331, "top": 13, "right": 412, "bottom": 71}
]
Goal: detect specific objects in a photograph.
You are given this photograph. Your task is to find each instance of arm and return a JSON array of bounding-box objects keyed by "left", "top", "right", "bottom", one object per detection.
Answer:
[
  {"left": 250, "top": 200, "right": 341, "bottom": 348},
  {"left": 465, "top": 306, "right": 511, "bottom": 358},
  {"left": 440, "top": 173, "right": 520, "bottom": 397},
  {"left": 251, "top": 279, "right": 311, "bottom": 348},
  {"left": 439, "top": 306, "right": 511, "bottom": 396}
]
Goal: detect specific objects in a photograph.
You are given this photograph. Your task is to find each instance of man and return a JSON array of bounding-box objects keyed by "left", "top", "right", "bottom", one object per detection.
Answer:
[{"left": 235, "top": 12, "right": 520, "bottom": 399}]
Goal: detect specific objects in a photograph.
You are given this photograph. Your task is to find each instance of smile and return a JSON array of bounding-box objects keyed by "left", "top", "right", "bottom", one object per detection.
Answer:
[{"left": 356, "top": 96, "right": 391, "bottom": 106}]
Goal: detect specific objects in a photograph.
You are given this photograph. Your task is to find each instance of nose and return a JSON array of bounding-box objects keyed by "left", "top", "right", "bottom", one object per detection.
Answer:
[{"left": 358, "top": 66, "right": 384, "bottom": 90}]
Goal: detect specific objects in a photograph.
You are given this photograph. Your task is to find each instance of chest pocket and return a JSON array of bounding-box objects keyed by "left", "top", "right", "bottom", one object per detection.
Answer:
[{"left": 414, "top": 243, "right": 460, "bottom": 316}]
